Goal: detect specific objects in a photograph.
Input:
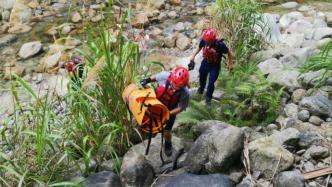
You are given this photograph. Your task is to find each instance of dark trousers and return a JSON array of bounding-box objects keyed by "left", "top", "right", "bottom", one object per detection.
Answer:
[
  {"left": 165, "top": 115, "right": 176, "bottom": 131},
  {"left": 199, "top": 60, "right": 220, "bottom": 101}
]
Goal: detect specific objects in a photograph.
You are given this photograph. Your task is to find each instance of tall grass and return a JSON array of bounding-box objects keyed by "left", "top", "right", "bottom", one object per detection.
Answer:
[
  {"left": 0, "top": 0, "right": 140, "bottom": 185},
  {"left": 213, "top": 0, "right": 267, "bottom": 63}
]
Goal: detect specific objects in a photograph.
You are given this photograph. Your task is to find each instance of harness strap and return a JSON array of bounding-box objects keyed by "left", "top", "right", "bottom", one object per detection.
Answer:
[{"left": 145, "top": 113, "right": 153, "bottom": 155}]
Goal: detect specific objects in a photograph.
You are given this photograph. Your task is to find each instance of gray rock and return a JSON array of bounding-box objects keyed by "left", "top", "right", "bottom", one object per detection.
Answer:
[
  {"left": 281, "top": 33, "right": 304, "bottom": 48},
  {"left": 308, "top": 181, "right": 318, "bottom": 187},
  {"left": 236, "top": 176, "right": 255, "bottom": 187},
  {"left": 326, "top": 12, "right": 332, "bottom": 27},
  {"left": 168, "top": 11, "right": 178, "bottom": 19},
  {"left": 18, "top": 41, "right": 42, "bottom": 59},
  {"left": 298, "top": 69, "right": 332, "bottom": 88},
  {"left": 166, "top": 173, "right": 234, "bottom": 187},
  {"left": 292, "top": 89, "right": 306, "bottom": 104},
  {"left": 312, "top": 28, "right": 332, "bottom": 40},
  {"left": 152, "top": 168, "right": 186, "bottom": 187},
  {"left": 249, "top": 137, "right": 294, "bottom": 178},
  {"left": 2, "top": 10, "right": 10, "bottom": 21},
  {"left": 274, "top": 170, "right": 305, "bottom": 187},
  {"left": 176, "top": 33, "right": 191, "bottom": 50},
  {"left": 286, "top": 19, "right": 313, "bottom": 35},
  {"left": 313, "top": 18, "right": 327, "bottom": 28},
  {"left": 303, "top": 161, "right": 315, "bottom": 172},
  {"left": 279, "top": 11, "right": 304, "bottom": 29},
  {"left": 229, "top": 171, "right": 244, "bottom": 184},
  {"left": 174, "top": 22, "right": 185, "bottom": 31},
  {"left": 298, "top": 110, "right": 310, "bottom": 122},
  {"left": 100, "top": 160, "right": 116, "bottom": 172},
  {"left": 120, "top": 154, "right": 154, "bottom": 187},
  {"left": 85, "top": 171, "right": 121, "bottom": 187},
  {"left": 266, "top": 124, "right": 278, "bottom": 132},
  {"left": 163, "top": 34, "right": 177, "bottom": 48},
  {"left": 309, "top": 116, "right": 324, "bottom": 126},
  {"left": 185, "top": 121, "right": 244, "bottom": 173},
  {"left": 280, "top": 47, "right": 319, "bottom": 68},
  {"left": 0, "top": 0, "right": 15, "bottom": 10},
  {"left": 121, "top": 134, "right": 184, "bottom": 175},
  {"left": 257, "top": 58, "right": 283, "bottom": 75},
  {"left": 299, "top": 95, "right": 332, "bottom": 117},
  {"left": 284, "top": 103, "right": 298, "bottom": 118},
  {"left": 304, "top": 145, "right": 330, "bottom": 160},
  {"left": 267, "top": 70, "right": 301, "bottom": 92},
  {"left": 280, "top": 2, "right": 299, "bottom": 9},
  {"left": 0, "top": 34, "right": 17, "bottom": 49},
  {"left": 269, "top": 128, "right": 300, "bottom": 146}
]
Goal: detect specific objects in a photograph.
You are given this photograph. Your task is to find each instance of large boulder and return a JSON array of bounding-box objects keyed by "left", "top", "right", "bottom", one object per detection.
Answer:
[
  {"left": 85, "top": 171, "right": 121, "bottom": 187},
  {"left": 120, "top": 153, "right": 154, "bottom": 187},
  {"left": 257, "top": 58, "right": 283, "bottom": 75},
  {"left": 249, "top": 137, "right": 294, "bottom": 178},
  {"left": 165, "top": 173, "right": 234, "bottom": 187},
  {"left": 121, "top": 133, "right": 185, "bottom": 176},
  {"left": 185, "top": 121, "right": 244, "bottom": 173},
  {"left": 267, "top": 69, "right": 301, "bottom": 92},
  {"left": 299, "top": 95, "right": 332, "bottom": 117},
  {"left": 273, "top": 170, "right": 305, "bottom": 187},
  {"left": 18, "top": 41, "right": 42, "bottom": 59},
  {"left": 152, "top": 168, "right": 186, "bottom": 187}
]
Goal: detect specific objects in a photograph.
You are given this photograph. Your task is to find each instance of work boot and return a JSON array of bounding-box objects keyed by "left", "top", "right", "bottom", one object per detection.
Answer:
[
  {"left": 205, "top": 97, "right": 212, "bottom": 109},
  {"left": 197, "top": 88, "right": 204, "bottom": 95},
  {"left": 164, "top": 140, "right": 172, "bottom": 157}
]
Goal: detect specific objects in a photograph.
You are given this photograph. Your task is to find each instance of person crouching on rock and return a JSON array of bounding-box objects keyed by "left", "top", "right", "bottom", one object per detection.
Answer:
[
  {"left": 140, "top": 67, "right": 190, "bottom": 157},
  {"left": 62, "top": 55, "right": 84, "bottom": 90},
  {"left": 188, "top": 28, "right": 234, "bottom": 106}
]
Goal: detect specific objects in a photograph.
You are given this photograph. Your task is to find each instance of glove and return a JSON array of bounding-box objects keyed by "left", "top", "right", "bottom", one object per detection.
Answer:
[
  {"left": 140, "top": 77, "right": 151, "bottom": 87},
  {"left": 188, "top": 60, "right": 195, "bottom": 70}
]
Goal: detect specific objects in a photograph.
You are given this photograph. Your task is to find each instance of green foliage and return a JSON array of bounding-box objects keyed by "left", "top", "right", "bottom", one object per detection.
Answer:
[
  {"left": 219, "top": 64, "right": 284, "bottom": 126},
  {"left": 213, "top": 0, "right": 267, "bottom": 63},
  {"left": 178, "top": 63, "right": 284, "bottom": 127}
]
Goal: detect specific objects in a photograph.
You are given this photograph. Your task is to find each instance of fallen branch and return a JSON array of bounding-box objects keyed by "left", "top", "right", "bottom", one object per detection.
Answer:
[{"left": 303, "top": 167, "right": 332, "bottom": 180}]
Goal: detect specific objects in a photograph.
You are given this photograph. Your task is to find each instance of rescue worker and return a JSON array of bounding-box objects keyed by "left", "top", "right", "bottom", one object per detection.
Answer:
[
  {"left": 140, "top": 67, "right": 190, "bottom": 156},
  {"left": 62, "top": 55, "right": 84, "bottom": 90},
  {"left": 188, "top": 28, "right": 234, "bottom": 105}
]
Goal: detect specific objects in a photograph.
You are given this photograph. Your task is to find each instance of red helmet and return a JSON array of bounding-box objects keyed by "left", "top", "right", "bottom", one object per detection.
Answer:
[
  {"left": 169, "top": 67, "right": 189, "bottom": 88},
  {"left": 203, "top": 28, "right": 217, "bottom": 43}
]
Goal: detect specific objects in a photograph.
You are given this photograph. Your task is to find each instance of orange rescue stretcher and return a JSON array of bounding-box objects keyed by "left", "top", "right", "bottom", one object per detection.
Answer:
[{"left": 122, "top": 84, "right": 170, "bottom": 134}]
